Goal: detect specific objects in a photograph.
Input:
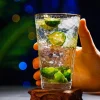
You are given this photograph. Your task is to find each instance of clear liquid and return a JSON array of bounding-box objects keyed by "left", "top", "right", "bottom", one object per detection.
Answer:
[{"left": 35, "top": 16, "right": 79, "bottom": 89}]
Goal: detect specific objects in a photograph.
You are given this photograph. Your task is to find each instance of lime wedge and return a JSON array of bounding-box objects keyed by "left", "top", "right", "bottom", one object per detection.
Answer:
[
  {"left": 63, "top": 69, "right": 71, "bottom": 81},
  {"left": 54, "top": 71, "right": 68, "bottom": 83},
  {"left": 40, "top": 67, "right": 58, "bottom": 79},
  {"left": 45, "top": 18, "right": 60, "bottom": 27},
  {"left": 36, "top": 20, "right": 54, "bottom": 30},
  {"left": 48, "top": 31, "right": 66, "bottom": 46}
]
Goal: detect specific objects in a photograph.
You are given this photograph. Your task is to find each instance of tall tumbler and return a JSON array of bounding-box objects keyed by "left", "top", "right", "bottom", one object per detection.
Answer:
[{"left": 35, "top": 13, "right": 80, "bottom": 90}]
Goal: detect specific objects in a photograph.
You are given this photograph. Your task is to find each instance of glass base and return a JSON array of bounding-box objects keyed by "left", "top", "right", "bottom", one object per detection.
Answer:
[{"left": 41, "top": 82, "right": 72, "bottom": 90}]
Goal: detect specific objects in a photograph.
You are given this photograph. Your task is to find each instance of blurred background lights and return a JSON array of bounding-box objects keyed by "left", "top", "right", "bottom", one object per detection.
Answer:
[
  {"left": 28, "top": 32, "right": 36, "bottom": 40},
  {"left": 12, "top": 14, "right": 20, "bottom": 22},
  {"left": 24, "top": 5, "right": 34, "bottom": 14},
  {"left": 14, "top": 0, "right": 20, "bottom": 2},
  {"left": 19, "top": 62, "right": 27, "bottom": 70},
  {"left": 23, "top": 81, "right": 31, "bottom": 87}
]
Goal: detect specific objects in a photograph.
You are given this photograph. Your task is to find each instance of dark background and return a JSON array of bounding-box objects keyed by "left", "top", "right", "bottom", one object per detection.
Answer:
[{"left": 0, "top": 0, "right": 100, "bottom": 87}]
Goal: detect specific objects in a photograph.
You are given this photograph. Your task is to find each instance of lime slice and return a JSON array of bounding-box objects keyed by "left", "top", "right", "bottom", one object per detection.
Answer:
[
  {"left": 63, "top": 36, "right": 78, "bottom": 48},
  {"left": 48, "top": 31, "right": 66, "bottom": 46},
  {"left": 54, "top": 71, "right": 68, "bottom": 83},
  {"left": 63, "top": 69, "right": 71, "bottom": 81},
  {"left": 36, "top": 20, "right": 54, "bottom": 30},
  {"left": 45, "top": 18, "right": 60, "bottom": 27},
  {"left": 40, "top": 67, "right": 58, "bottom": 79}
]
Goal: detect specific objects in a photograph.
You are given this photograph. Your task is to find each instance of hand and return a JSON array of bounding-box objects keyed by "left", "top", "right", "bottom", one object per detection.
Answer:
[
  {"left": 72, "top": 19, "right": 100, "bottom": 92},
  {"left": 32, "top": 19, "right": 100, "bottom": 92}
]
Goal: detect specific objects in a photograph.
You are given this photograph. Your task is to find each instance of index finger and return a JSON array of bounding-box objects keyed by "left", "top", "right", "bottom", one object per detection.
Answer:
[{"left": 33, "top": 42, "right": 38, "bottom": 50}]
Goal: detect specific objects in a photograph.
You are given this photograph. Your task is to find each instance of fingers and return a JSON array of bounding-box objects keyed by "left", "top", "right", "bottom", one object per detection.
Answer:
[
  {"left": 36, "top": 80, "right": 41, "bottom": 86},
  {"left": 33, "top": 70, "right": 40, "bottom": 80},
  {"left": 33, "top": 43, "right": 40, "bottom": 86},
  {"left": 33, "top": 60, "right": 41, "bottom": 86},
  {"left": 33, "top": 70, "right": 41, "bottom": 86},
  {"left": 32, "top": 57, "right": 39, "bottom": 69},
  {"left": 33, "top": 42, "right": 38, "bottom": 50},
  {"left": 78, "top": 19, "right": 96, "bottom": 53}
]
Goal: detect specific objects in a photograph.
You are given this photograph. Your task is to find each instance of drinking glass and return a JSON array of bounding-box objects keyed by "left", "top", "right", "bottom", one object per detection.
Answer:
[{"left": 35, "top": 13, "right": 80, "bottom": 90}]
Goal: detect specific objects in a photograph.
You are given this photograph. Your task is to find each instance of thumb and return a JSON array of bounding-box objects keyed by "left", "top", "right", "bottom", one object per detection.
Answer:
[{"left": 78, "top": 18, "right": 96, "bottom": 53}]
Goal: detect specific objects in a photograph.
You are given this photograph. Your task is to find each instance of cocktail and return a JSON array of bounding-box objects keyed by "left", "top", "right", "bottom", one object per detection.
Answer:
[{"left": 35, "top": 13, "right": 80, "bottom": 89}]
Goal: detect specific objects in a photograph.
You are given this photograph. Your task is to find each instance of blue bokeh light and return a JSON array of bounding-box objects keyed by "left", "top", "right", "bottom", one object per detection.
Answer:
[
  {"left": 19, "top": 62, "right": 27, "bottom": 70},
  {"left": 23, "top": 81, "right": 31, "bottom": 87},
  {"left": 14, "top": 0, "right": 20, "bottom": 2},
  {"left": 24, "top": 5, "right": 34, "bottom": 14}
]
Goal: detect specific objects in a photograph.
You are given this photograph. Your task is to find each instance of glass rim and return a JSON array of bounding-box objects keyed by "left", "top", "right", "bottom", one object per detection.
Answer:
[{"left": 35, "top": 13, "right": 80, "bottom": 17}]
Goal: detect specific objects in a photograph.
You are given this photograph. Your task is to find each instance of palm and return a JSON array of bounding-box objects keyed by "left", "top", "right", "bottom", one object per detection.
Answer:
[{"left": 73, "top": 47, "right": 100, "bottom": 91}]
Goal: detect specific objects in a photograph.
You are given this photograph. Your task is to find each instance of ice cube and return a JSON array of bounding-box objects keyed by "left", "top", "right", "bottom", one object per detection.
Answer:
[{"left": 58, "top": 16, "right": 80, "bottom": 30}]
